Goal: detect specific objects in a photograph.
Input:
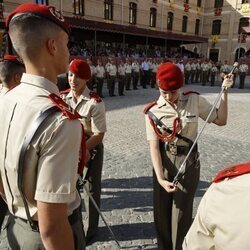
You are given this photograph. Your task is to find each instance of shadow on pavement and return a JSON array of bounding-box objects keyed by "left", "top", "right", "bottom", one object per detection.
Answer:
[
  {"left": 101, "top": 190, "right": 153, "bottom": 211},
  {"left": 93, "top": 222, "right": 156, "bottom": 242},
  {"left": 102, "top": 176, "right": 152, "bottom": 189}
]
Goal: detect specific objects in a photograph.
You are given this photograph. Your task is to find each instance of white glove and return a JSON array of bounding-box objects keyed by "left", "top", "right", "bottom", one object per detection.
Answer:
[{"left": 222, "top": 74, "right": 233, "bottom": 90}]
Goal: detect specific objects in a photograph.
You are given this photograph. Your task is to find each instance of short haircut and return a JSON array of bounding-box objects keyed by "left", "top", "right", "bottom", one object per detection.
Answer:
[
  {"left": 8, "top": 13, "right": 62, "bottom": 61},
  {"left": 0, "top": 61, "right": 25, "bottom": 84}
]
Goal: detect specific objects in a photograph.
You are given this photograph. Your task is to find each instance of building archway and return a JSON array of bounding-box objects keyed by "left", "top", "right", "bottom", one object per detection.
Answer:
[{"left": 235, "top": 47, "right": 245, "bottom": 61}]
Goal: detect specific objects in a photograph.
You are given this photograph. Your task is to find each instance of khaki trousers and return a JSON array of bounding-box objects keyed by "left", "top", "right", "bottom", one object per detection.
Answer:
[
  {"left": 83, "top": 143, "right": 104, "bottom": 239},
  {"left": 153, "top": 143, "right": 200, "bottom": 250},
  {"left": 0, "top": 210, "right": 85, "bottom": 250}
]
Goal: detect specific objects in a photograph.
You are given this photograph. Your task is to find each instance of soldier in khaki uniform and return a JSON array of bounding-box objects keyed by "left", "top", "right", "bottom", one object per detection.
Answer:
[
  {"left": 238, "top": 60, "right": 249, "bottom": 89},
  {"left": 0, "top": 3, "right": 86, "bottom": 249},
  {"left": 62, "top": 59, "right": 107, "bottom": 245},
  {"left": 144, "top": 62, "right": 232, "bottom": 250},
  {"left": 0, "top": 55, "right": 25, "bottom": 230},
  {"left": 183, "top": 162, "right": 250, "bottom": 250},
  {"left": 0, "top": 55, "right": 25, "bottom": 96}
]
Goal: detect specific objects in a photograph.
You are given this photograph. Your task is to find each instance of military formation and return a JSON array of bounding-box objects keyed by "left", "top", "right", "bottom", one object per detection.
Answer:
[
  {"left": 58, "top": 57, "right": 249, "bottom": 96},
  {"left": 0, "top": 3, "right": 249, "bottom": 250}
]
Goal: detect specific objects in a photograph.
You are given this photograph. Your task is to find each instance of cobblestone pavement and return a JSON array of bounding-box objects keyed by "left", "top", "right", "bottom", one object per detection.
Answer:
[{"left": 85, "top": 78, "right": 250, "bottom": 250}]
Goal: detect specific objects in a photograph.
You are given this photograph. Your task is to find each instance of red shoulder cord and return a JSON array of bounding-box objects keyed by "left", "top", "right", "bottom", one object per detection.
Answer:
[
  {"left": 148, "top": 116, "right": 181, "bottom": 142},
  {"left": 49, "top": 93, "right": 86, "bottom": 175}
]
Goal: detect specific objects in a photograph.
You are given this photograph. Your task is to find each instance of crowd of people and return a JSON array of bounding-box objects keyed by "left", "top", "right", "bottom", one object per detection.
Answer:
[
  {"left": 0, "top": 3, "right": 249, "bottom": 250},
  {"left": 68, "top": 40, "right": 194, "bottom": 59},
  {"left": 58, "top": 57, "right": 249, "bottom": 96}
]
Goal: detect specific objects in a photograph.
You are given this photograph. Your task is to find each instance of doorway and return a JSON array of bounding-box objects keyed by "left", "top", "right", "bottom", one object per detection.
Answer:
[{"left": 209, "top": 49, "right": 219, "bottom": 62}]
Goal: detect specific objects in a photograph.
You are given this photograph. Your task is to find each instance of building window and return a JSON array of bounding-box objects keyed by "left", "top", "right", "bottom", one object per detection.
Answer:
[
  {"left": 212, "top": 20, "right": 221, "bottom": 35},
  {"left": 182, "top": 16, "right": 188, "bottom": 33},
  {"left": 129, "top": 2, "right": 137, "bottom": 24},
  {"left": 214, "top": 0, "right": 224, "bottom": 8},
  {"left": 195, "top": 19, "right": 200, "bottom": 35},
  {"left": 35, "top": 0, "right": 49, "bottom": 4},
  {"left": 184, "top": 0, "right": 189, "bottom": 3},
  {"left": 73, "top": 0, "right": 84, "bottom": 15},
  {"left": 197, "top": 0, "right": 202, "bottom": 7},
  {"left": 104, "top": 0, "right": 113, "bottom": 21},
  {"left": 150, "top": 7, "right": 157, "bottom": 27},
  {"left": 242, "top": 0, "right": 249, "bottom": 3},
  {"left": 239, "top": 17, "right": 249, "bottom": 34},
  {"left": 167, "top": 12, "right": 173, "bottom": 31}
]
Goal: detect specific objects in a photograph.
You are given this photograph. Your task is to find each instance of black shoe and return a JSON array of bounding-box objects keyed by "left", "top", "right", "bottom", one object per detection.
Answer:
[
  {"left": 133, "top": 88, "right": 138, "bottom": 90},
  {"left": 126, "top": 89, "right": 131, "bottom": 91},
  {"left": 119, "top": 94, "right": 125, "bottom": 96}
]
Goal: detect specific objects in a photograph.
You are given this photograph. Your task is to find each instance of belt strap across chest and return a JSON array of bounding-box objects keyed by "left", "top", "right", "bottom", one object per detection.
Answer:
[{"left": 18, "top": 106, "right": 59, "bottom": 231}]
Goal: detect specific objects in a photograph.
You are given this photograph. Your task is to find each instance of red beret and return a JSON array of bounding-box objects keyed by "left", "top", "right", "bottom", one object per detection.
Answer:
[
  {"left": 1, "top": 54, "right": 24, "bottom": 66},
  {"left": 156, "top": 62, "right": 184, "bottom": 91},
  {"left": 6, "top": 3, "right": 70, "bottom": 35},
  {"left": 69, "top": 59, "right": 91, "bottom": 80}
]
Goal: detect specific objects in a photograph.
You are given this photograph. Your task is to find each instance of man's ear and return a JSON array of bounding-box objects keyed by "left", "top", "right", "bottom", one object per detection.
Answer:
[
  {"left": 13, "top": 73, "right": 21, "bottom": 84},
  {"left": 46, "top": 38, "right": 56, "bottom": 56}
]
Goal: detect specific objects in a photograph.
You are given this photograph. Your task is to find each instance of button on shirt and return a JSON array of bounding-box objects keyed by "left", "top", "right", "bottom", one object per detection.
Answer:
[
  {"left": 145, "top": 93, "right": 217, "bottom": 143},
  {"left": 0, "top": 73, "right": 82, "bottom": 220}
]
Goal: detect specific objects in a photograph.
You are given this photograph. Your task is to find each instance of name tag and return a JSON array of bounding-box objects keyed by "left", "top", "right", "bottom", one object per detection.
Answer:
[{"left": 186, "top": 115, "right": 196, "bottom": 118}]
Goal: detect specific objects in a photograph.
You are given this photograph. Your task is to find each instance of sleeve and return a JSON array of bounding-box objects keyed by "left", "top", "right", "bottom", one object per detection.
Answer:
[
  {"left": 35, "top": 118, "right": 82, "bottom": 203},
  {"left": 145, "top": 115, "right": 158, "bottom": 141},
  {"left": 182, "top": 187, "right": 215, "bottom": 250},
  {"left": 90, "top": 102, "right": 107, "bottom": 133},
  {"left": 198, "top": 95, "right": 217, "bottom": 123}
]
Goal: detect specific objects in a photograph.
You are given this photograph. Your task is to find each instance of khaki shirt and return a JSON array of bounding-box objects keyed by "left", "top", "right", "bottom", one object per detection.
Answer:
[
  {"left": 145, "top": 92, "right": 217, "bottom": 143},
  {"left": 0, "top": 73, "right": 82, "bottom": 220},
  {"left": 95, "top": 65, "right": 105, "bottom": 78},
  {"left": 124, "top": 63, "right": 132, "bottom": 74},
  {"left": 118, "top": 65, "right": 126, "bottom": 76},
  {"left": 0, "top": 85, "right": 8, "bottom": 96},
  {"left": 106, "top": 64, "right": 117, "bottom": 76},
  {"left": 132, "top": 62, "right": 140, "bottom": 73},
  {"left": 183, "top": 173, "right": 250, "bottom": 250},
  {"left": 62, "top": 87, "right": 107, "bottom": 136}
]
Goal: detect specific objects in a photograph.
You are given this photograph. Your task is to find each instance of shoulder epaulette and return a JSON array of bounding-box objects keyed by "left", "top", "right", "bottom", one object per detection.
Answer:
[
  {"left": 89, "top": 92, "right": 102, "bottom": 103},
  {"left": 143, "top": 100, "right": 157, "bottom": 114},
  {"left": 60, "top": 88, "right": 71, "bottom": 95},
  {"left": 49, "top": 93, "right": 81, "bottom": 119},
  {"left": 183, "top": 90, "right": 200, "bottom": 96},
  {"left": 213, "top": 162, "right": 250, "bottom": 183}
]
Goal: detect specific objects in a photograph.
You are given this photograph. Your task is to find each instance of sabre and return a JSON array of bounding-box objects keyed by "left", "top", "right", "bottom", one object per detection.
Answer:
[
  {"left": 79, "top": 150, "right": 122, "bottom": 249},
  {"left": 173, "top": 62, "right": 238, "bottom": 185},
  {"left": 82, "top": 183, "right": 122, "bottom": 249}
]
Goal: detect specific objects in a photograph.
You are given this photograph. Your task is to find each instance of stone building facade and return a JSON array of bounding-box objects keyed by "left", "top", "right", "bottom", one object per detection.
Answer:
[{"left": 0, "top": 0, "right": 249, "bottom": 63}]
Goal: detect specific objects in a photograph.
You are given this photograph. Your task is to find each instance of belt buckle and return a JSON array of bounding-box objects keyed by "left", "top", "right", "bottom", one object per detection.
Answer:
[{"left": 169, "top": 143, "right": 177, "bottom": 156}]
